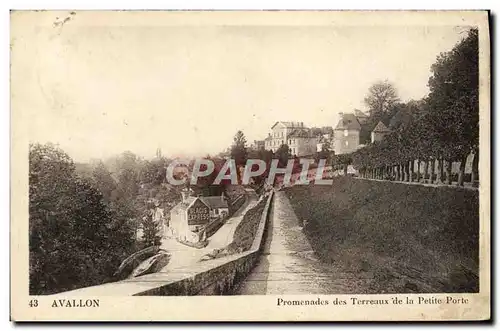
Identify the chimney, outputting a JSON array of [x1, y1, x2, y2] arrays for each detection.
[[181, 188, 189, 203]]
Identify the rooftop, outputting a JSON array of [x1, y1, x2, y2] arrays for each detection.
[[200, 196, 229, 209], [372, 121, 391, 133], [271, 121, 306, 129], [354, 109, 368, 118], [334, 113, 361, 131], [288, 128, 312, 138]]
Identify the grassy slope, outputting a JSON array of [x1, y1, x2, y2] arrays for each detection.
[[285, 177, 479, 293], [230, 198, 267, 252]]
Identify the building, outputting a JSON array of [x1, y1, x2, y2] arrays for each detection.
[[371, 121, 391, 143], [333, 112, 362, 155], [264, 121, 304, 152], [287, 128, 318, 157], [168, 188, 229, 244], [264, 121, 317, 156], [250, 140, 266, 150], [200, 195, 229, 218]]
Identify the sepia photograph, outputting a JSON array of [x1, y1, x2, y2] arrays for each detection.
[[10, 10, 490, 321]]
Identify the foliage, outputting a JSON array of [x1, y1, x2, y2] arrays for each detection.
[[141, 205, 163, 247], [364, 80, 400, 118], [315, 139, 333, 164], [274, 144, 291, 167], [29, 143, 135, 294], [351, 29, 479, 185], [230, 130, 248, 167]]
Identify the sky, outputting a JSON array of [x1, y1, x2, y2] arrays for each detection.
[[13, 13, 467, 162]]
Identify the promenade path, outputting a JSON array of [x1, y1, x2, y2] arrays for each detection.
[[233, 190, 363, 295]]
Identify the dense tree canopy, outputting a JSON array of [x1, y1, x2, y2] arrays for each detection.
[[351, 29, 479, 186], [29, 143, 135, 294]]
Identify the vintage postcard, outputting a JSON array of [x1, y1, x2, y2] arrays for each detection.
[[10, 10, 490, 321]]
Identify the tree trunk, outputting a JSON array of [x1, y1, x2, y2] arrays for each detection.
[[407, 161, 411, 182], [429, 159, 435, 184], [409, 160, 414, 182], [416, 160, 421, 182], [445, 160, 452, 185], [471, 150, 479, 187], [423, 160, 429, 183], [343, 164, 348, 176], [440, 159, 445, 183], [457, 155, 467, 187], [436, 158, 443, 184]]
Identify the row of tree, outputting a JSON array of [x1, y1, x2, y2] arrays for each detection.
[[349, 28, 479, 187]]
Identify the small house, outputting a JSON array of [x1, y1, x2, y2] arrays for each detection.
[[371, 121, 391, 143], [199, 195, 229, 219], [168, 189, 229, 244]]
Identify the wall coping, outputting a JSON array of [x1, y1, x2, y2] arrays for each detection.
[[54, 190, 274, 296]]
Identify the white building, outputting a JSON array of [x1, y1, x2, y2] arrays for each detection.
[[264, 121, 317, 157]]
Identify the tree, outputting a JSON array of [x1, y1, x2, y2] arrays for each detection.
[[315, 139, 332, 164], [141, 202, 163, 247], [364, 80, 400, 118], [140, 158, 167, 186], [230, 131, 248, 168], [334, 154, 352, 176], [427, 28, 479, 186], [91, 161, 117, 203], [29, 143, 134, 294], [275, 144, 290, 167]]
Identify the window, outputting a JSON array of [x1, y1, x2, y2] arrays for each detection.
[[344, 129, 348, 137], [345, 141, 349, 146]]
